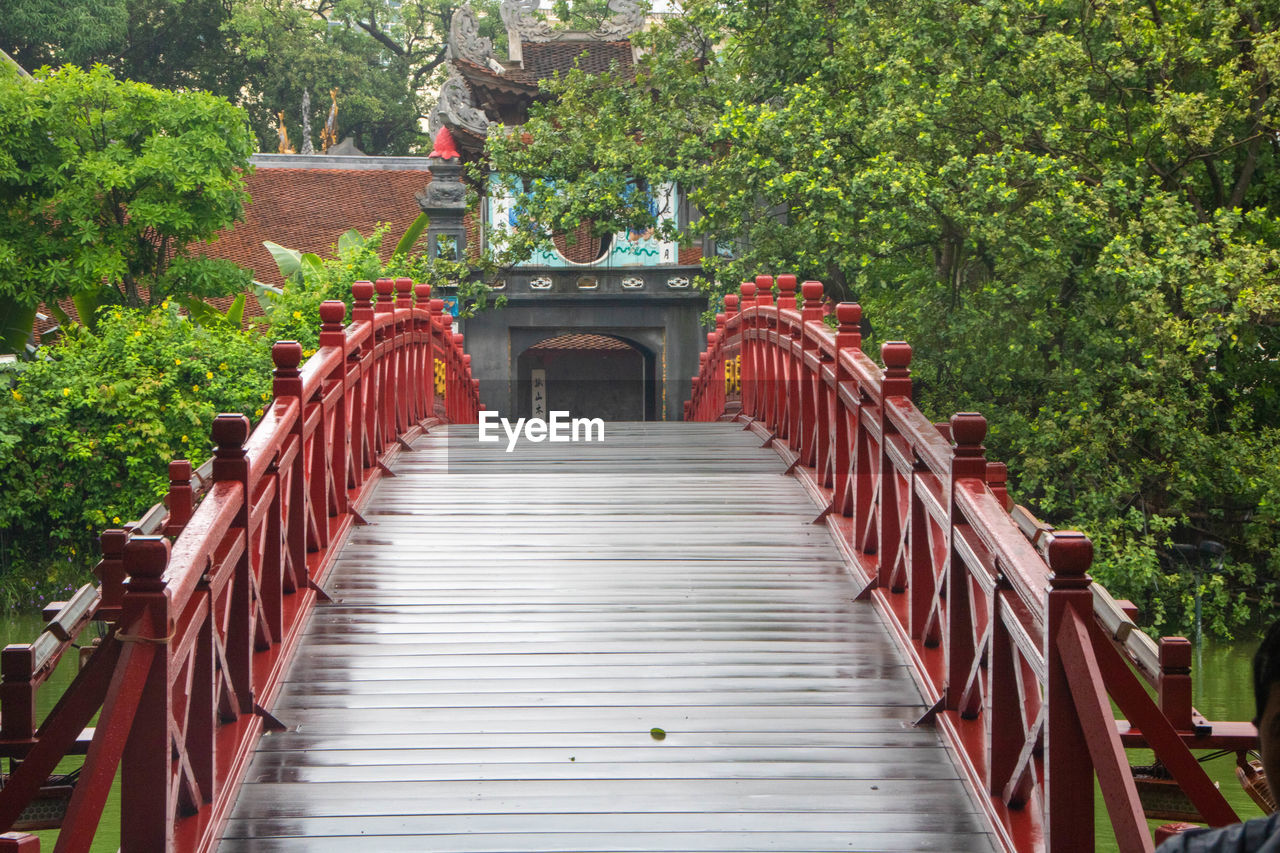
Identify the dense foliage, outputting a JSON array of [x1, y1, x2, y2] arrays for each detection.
[[0, 0, 506, 155], [255, 224, 506, 351], [225, 0, 507, 155], [487, 0, 1280, 635], [0, 64, 255, 349], [0, 220, 500, 606], [0, 307, 272, 606]]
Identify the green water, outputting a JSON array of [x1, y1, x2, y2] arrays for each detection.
[[0, 612, 120, 853], [1095, 632, 1264, 852]]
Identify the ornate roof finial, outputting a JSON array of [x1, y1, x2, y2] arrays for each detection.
[[322, 89, 339, 153], [429, 126, 461, 160]]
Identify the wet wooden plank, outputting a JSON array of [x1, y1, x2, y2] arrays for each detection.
[[218, 423, 995, 853]]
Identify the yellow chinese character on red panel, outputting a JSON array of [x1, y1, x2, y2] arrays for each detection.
[[434, 359, 446, 396], [724, 355, 742, 395]]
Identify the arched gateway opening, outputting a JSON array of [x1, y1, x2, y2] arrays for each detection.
[[516, 333, 656, 421]]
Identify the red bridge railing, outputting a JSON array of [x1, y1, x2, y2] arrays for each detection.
[[688, 274, 1257, 853], [0, 278, 479, 852]]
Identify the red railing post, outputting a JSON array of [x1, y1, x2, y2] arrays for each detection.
[[777, 275, 797, 440], [829, 302, 860, 512], [986, 462, 1010, 511], [714, 313, 727, 416], [0, 833, 39, 851], [1159, 637, 1194, 732], [93, 528, 127, 623], [351, 282, 376, 468], [799, 281, 823, 466], [440, 310, 455, 422], [319, 303, 351, 510], [877, 342, 912, 590], [1045, 531, 1097, 852], [832, 303, 861, 517], [273, 339, 309, 595], [724, 294, 741, 414], [211, 414, 255, 715], [946, 413, 987, 710], [374, 279, 396, 448], [120, 535, 173, 853], [163, 461, 193, 537], [739, 283, 758, 419], [414, 284, 432, 421], [754, 276, 775, 428], [394, 277, 414, 434]]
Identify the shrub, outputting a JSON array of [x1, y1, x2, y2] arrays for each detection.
[[0, 306, 271, 600]]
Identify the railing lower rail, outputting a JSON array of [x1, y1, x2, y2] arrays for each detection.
[[688, 274, 1256, 853], [0, 278, 479, 852]]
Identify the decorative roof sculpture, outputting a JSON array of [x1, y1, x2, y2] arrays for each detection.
[[499, 0, 644, 42], [432, 2, 641, 156], [428, 69, 491, 139], [448, 5, 504, 72], [428, 126, 461, 160]]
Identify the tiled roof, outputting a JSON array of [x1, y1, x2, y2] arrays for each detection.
[[528, 333, 634, 351], [522, 41, 634, 79], [34, 165, 444, 339], [195, 167, 434, 289]]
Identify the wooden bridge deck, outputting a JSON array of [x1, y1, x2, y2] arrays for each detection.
[[215, 422, 997, 852]]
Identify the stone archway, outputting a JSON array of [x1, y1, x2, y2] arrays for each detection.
[[515, 333, 655, 421]]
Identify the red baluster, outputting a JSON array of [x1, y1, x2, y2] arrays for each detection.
[[946, 413, 987, 707], [163, 460, 192, 537], [273, 340, 311, 591], [1159, 637, 1194, 732], [120, 535, 173, 852], [740, 283, 758, 418], [95, 528, 128, 620], [212, 413, 258, 716], [776, 273, 797, 311], [876, 342, 912, 591], [832, 303, 862, 517], [1045, 531, 1096, 852]]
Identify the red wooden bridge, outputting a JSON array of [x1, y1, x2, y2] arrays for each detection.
[[0, 275, 1260, 852]]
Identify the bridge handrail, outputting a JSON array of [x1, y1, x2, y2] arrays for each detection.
[[0, 278, 480, 852], [688, 274, 1256, 853]]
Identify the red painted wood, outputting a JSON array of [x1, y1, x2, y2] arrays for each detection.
[[687, 277, 1257, 853], [1056, 607, 1151, 853], [0, 279, 479, 852]]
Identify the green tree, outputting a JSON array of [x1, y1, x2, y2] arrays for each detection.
[[0, 64, 255, 346], [0, 306, 272, 599], [227, 0, 504, 154], [486, 0, 1280, 635], [0, 0, 247, 101]]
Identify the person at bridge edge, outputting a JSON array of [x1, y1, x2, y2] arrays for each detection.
[[1157, 619, 1280, 852]]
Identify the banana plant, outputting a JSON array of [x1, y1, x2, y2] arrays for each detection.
[[175, 293, 247, 330]]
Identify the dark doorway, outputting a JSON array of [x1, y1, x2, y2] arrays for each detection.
[[516, 333, 655, 421]]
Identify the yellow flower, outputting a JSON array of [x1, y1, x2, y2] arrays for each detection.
[[261, 393, 268, 401], [292, 310, 303, 320], [181, 435, 189, 443], [255, 407, 264, 418], [62, 387, 70, 396], [191, 384, 199, 393], [10, 390, 21, 401], [112, 517, 120, 524], [161, 301, 170, 309], [134, 331, 142, 338], [174, 358, 182, 365], [219, 363, 228, 371], [303, 348, 316, 357], [206, 371, 213, 379]]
